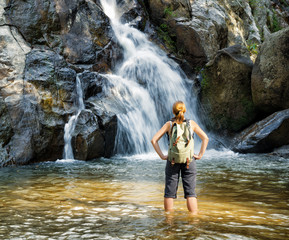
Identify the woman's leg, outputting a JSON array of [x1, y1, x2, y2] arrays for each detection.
[[164, 161, 180, 212], [186, 197, 198, 214], [164, 197, 174, 212], [181, 161, 198, 213]]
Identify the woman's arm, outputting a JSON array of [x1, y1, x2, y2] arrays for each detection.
[[151, 122, 171, 160], [191, 121, 209, 160]]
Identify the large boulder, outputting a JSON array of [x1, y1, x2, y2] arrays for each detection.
[[24, 49, 77, 109], [146, 0, 191, 25], [251, 27, 289, 114], [233, 108, 289, 153], [146, 0, 262, 66], [2, 49, 77, 164], [72, 110, 105, 160], [0, 0, 121, 166], [4, 0, 112, 64], [72, 109, 117, 159], [0, 97, 13, 146], [145, 0, 289, 69], [200, 45, 256, 133]]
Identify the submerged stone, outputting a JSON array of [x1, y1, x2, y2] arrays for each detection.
[[233, 109, 289, 153]]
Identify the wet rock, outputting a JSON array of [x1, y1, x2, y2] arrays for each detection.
[[4, 0, 111, 64], [78, 71, 104, 100], [0, 0, 118, 165], [200, 45, 256, 133], [24, 49, 77, 108], [271, 145, 289, 158], [33, 123, 65, 162], [172, 20, 208, 66], [93, 40, 123, 73], [119, 0, 148, 30], [0, 97, 13, 146], [146, 0, 191, 25], [145, 0, 289, 67], [146, 0, 261, 64], [68, 105, 117, 160], [24, 49, 67, 87], [4, 93, 41, 165], [72, 110, 104, 160], [91, 103, 118, 158], [103, 114, 117, 157], [4, 0, 61, 45], [233, 109, 289, 153], [0, 25, 30, 86], [59, 0, 111, 64], [251, 27, 289, 114]]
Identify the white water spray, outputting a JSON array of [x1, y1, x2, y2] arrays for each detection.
[[63, 75, 85, 159], [99, 0, 199, 154]]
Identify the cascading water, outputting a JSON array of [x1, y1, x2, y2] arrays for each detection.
[[63, 75, 85, 160], [100, 0, 200, 155]]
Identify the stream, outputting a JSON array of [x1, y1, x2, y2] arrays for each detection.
[[0, 150, 288, 239]]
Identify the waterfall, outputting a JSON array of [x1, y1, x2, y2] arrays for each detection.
[[99, 0, 199, 155], [63, 75, 85, 160]]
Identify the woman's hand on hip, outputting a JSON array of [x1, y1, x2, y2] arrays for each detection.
[[193, 154, 202, 160], [161, 155, 168, 160]]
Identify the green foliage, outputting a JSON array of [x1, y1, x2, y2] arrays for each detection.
[[200, 69, 210, 91], [160, 23, 168, 32], [164, 6, 176, 18], [248, 0, 258, 9], [271, 11, 283, 32], [247, 41, 259, 55], [157, 23, 176, 52], [266, 9, 283, 33]]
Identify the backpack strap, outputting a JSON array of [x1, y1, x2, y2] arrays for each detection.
[[186, 119, 194, 139], [166, 121, 173, 143]]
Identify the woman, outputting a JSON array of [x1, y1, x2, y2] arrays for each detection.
[[151, 101, 209, 214]]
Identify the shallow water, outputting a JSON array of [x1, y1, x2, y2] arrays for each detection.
[[0, 150, 288, 239]]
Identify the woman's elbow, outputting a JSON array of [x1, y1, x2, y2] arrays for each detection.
[[204, 136, 209, 142], [151, 138, 156, 145]]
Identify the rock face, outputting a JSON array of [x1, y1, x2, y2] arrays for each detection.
[[233, 109, 289, 153], [251, 27, 289, 114], [146, 0, 289, 67], [0, 0, 123, 166], [0, 0, 289, 166], [146, 0, 259, 66], [200, 45, 255, 133], [72, 109, 117, 159], [4, 0, 111, 64]]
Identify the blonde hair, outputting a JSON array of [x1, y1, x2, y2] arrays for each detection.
[[172, 101, 186, 124]]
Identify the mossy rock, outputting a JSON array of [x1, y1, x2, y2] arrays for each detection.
[[200, 45, 256, 133]]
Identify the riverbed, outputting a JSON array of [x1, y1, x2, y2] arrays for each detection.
[[0, 150, 288, 239]]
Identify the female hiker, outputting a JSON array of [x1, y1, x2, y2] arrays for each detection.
[[151, 101, 209, 214]]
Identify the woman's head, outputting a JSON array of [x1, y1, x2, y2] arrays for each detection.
[[172, 101, 186, 123]]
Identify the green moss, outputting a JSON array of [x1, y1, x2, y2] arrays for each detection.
[[267, 10, 283, 33], [241, 97, 255, 115], [228, 97, 255, 131], [272, 12, 283, 32], [249, 0, 258, 9], [164, 6, 176, 18], [157, 23, 176, 52], [228, 116, 249, 132], [200, 69, 210, 91]]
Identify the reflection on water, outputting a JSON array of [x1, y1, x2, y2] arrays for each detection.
[[0, 150, 288, 239]]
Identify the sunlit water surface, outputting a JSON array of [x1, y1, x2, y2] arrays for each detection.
[[0, 150, 288, 239]]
